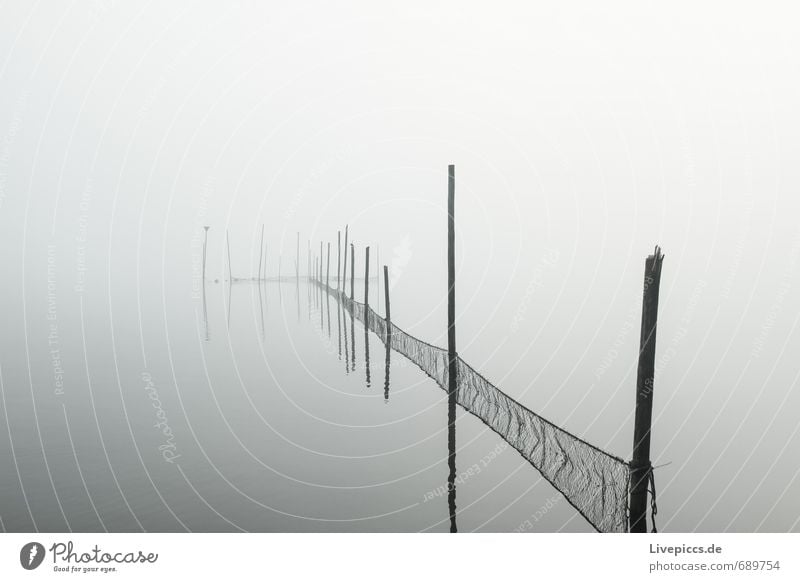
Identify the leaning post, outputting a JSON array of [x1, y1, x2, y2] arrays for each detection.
[[630, 246, 664, 533]]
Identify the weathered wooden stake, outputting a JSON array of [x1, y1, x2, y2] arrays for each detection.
[[326, 242, 331, 289], [364, 246, 370, 309], [447, 163, 457, 534], [202, 226, 210, 281], [350, 243, 355, 302], [343, 225, 349, 296], [337, 230, 341, 291], [258, 225, 265, 281], [226, 230, 233, 282], [630, 246, 664, 533], [383, 265, 391, 323]]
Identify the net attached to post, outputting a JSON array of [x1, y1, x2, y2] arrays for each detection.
[[333, 285, 630, 533]]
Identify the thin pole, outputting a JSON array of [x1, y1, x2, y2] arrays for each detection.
[[342, 226, 349, 296], [447, 163, 457, 534], [337, 230, 341, 291], [263, 240, 268, 280], [326, 242, 331, 290], [202, 226, 209, 281], [320, 241, 323, 284], [630, 246, 664, 533], [364, 246, 370, 308], [383, 265, 391, 323], [258, 225, 265, 281], [296, 232, 300, 281], [350, 243, 355, 302], [226, 230, 233, 282]]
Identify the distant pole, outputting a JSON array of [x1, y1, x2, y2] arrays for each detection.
[[350, 243, 355, 302], [263, 240, 268, 280], [364, 247, 370, 309], [630, 246, 664, 533], [202, 226, 210, 281], [342, 226, 349, 296], [446, 163, 457, 534], [337, 230, 341, 291], [226, 230, 233, 282], [319, 241, 323, 284], [258, 225, 265, 281], [447, 164, 457, 385], [383, 265, 391, 323], [326, 242, 331, 290], [296, 232, 300, 281], [307, 240, 311, 279]]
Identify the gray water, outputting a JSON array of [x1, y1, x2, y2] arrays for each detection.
[[0, 271, 590, 532]]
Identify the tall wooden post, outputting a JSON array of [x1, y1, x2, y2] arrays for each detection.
[[350, 243, 355, 302], [337, 230, 341, 291], [447, 164, 458, 533], [343, 226, 349, 296], [202, 226, 210, 281], [320, 241, 323, 284], [364, 247, 370, 309], [630, 246, 664, 533], [258, 225, 265, 281], [326, 242, 331, 290], [383, 265, 391, 323], [226, 230, 233, 282]]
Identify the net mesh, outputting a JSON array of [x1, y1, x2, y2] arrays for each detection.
[[328, 284, 630, 533]]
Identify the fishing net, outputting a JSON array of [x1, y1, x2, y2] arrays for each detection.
[[328, 285, 630, 532]]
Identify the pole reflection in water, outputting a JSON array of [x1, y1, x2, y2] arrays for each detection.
[[342, 296, 350, 373], [383, 334, 390, 402], [448, 375, 457, 532], [363, 311, 371, 388], [350, 301, 356, 371], [336, 292, 342, 360], [326, 292, 331, 338], [202, 278, 210, 342]]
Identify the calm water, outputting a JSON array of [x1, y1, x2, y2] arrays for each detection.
[[0, 275, 591, 532]]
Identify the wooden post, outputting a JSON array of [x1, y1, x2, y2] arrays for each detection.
[[383, 265, 390, 323], [630, 246, 664, 533], [202, 226, 209, 281], [343, 226, 349, 296], [446, 164, 458, 533], [337, 230, 341, 291], [319, 241, 323, 284], [258, 225, 265, 281], [226, 230, 233, 282], [350, 243, 355, 302], [364, 246, 370, 309], [296, 232, 300, 281], [326, 242, 331, 290]]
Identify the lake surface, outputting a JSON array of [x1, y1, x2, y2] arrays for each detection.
[[0, 274, 595, 532]]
